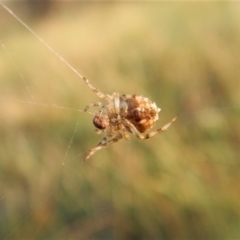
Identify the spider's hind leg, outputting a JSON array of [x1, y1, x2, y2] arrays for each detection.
[[122, 115, 178, 140], [144, 115, 178, 139]]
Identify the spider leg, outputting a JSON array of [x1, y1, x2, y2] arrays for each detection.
[[95, 128, 104, 134], [83, 77, 107, 99], [143, 115, 178, 140], [84, 101, 103, 112], [123, 115, 178, 140], [121, 127, 131, 141], [84, 133, 123, 161], [122, 119, 145, 140]]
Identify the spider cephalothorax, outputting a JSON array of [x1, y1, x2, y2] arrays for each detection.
[[83, 77, 178, 161]]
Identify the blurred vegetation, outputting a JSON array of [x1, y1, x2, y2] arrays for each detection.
[[1, 2, 240, 240]]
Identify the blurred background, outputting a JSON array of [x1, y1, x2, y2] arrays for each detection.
[[1, 1, 240, 239]]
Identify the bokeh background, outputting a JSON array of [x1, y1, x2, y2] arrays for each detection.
[[1, 1, 240, 239]]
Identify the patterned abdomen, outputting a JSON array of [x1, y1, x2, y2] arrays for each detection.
[[125, 95, 160, 133]]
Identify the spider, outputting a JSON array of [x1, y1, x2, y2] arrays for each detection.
[[83, 77, 178, 161]]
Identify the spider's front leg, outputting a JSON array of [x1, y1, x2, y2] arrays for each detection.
[[84, 133, 123, 161], [83, 77, 107, 99], [84, 101, 103, 112]]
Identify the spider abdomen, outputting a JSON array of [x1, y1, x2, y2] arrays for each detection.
[[125, 95, 160, 133]]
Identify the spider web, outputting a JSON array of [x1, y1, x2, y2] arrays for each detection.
[[1, 3, 114, 239], [0, 2, 96, 155], [0, 2, 239, 240]]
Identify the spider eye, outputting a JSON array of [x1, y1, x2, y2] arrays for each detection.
[[93, 115, 109, 130]]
